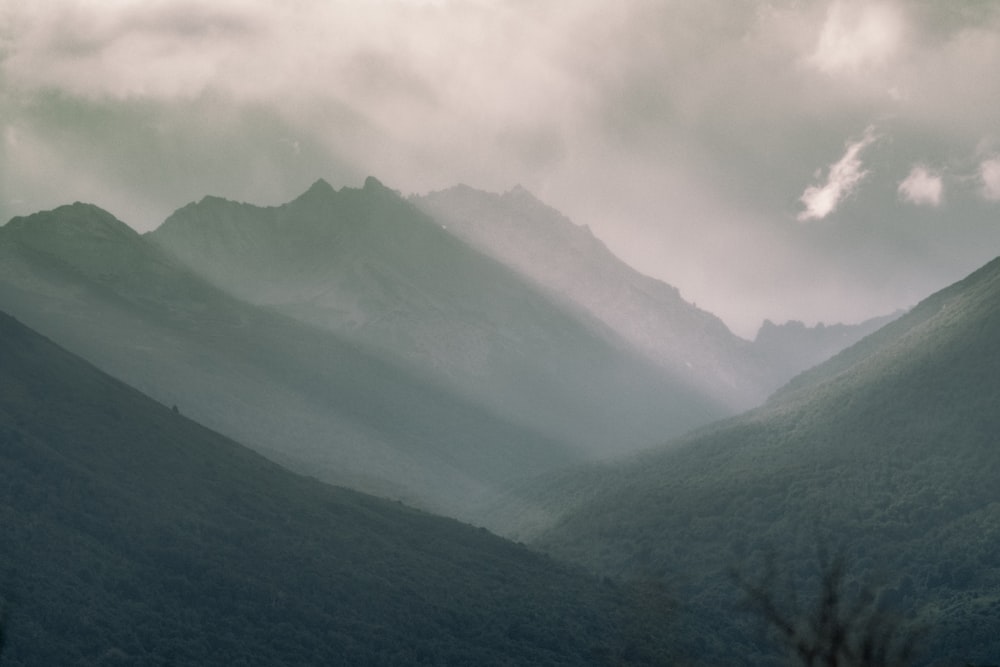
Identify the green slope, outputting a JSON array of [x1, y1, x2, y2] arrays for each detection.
[[530, 257, 1000, 665], [0, 203, 578, 520], [0, 309, 675, 666], [150, 177, 728, 454]]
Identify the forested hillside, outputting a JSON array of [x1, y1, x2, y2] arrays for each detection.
[[0, 309, 675, 666], [527, 256, 1000, 665]]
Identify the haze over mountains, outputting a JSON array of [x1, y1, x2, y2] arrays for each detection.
[[0, 178, 900, 526], [0, 200, 578, 518], [415, 183, 896, 410], [149, 176, 722, 456]]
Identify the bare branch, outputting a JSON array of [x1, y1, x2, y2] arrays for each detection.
[[735, 552, 923, 667]]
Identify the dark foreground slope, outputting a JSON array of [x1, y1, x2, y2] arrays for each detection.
[[0, 310, 675, 666], [0, 202, 577, 520], [531, 257, 1000, 665]]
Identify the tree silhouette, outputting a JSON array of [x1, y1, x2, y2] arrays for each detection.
[[735, 553, 922, 667]]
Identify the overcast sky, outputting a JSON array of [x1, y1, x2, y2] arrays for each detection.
[[2, 0, 1000, 336]]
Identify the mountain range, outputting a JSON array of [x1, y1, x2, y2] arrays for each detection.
[[1, 175, 997, 663], [0, 201, 577, 519], [148, 177, 729, 455], [0, 179, 898, 525]]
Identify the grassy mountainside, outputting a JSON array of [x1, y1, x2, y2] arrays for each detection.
[[529, 257, 1000, 665], [150, 178, 728, 454], [0, 203, 578, 520], [0, 309, 675, 666]]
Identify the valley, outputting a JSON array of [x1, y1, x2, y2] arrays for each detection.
[[5, 3, 1000, 664], [0, 180, 995, 665]]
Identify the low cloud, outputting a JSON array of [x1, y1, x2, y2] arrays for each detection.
[[797, 126, 879, 222], [898, 164, 943, 206], [4, 1, 1000, 335], [980, 158, 1000, 201]]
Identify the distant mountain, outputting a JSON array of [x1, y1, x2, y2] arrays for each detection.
[[0, 202, 579, 519], [0, 309, 673, 665], [520, 256, 1000, 664], [750, 312, 902, 391], [150, 177, 730, 454], [414, 184, 894, 410]]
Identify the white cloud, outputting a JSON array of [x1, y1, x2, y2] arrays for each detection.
[[797, 126, 878, 222], [898, 165, 943, 206], [809, 1, 905, 76], [980, 158, 1000, 201]]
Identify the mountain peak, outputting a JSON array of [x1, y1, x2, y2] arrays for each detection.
[[363, 175, 388, 192], [0, 202, 150, 284], [3, 202, 137, 242], [306, 178, 336, 195], [194, 194, 235, 208], [504, 183, 538, 203], [288, 179, 338, 207]]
